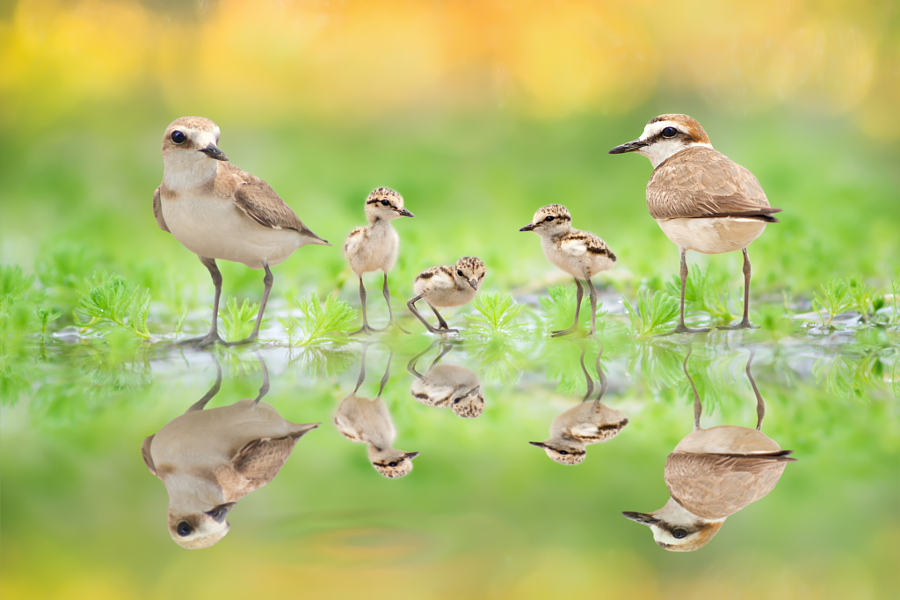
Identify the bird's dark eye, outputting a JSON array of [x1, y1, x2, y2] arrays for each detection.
[[544, 216, 555, 222], [389, 461, 398, 467], [380, 200, 390, 206], [662, 126, 678, 138], [453, 398, 460, 404], [559, 450, 568, 455], [457, 269, 464, 277], [176, 521, 192, 537], [171, 130, 186, 144], [673, 528, 688, 539]]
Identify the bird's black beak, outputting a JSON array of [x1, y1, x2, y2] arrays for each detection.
[[608, 140, 647, 155], [519, 223, 536, 232], [622, 511, 658, 525], [405, 452, 420, 459], [529, 441, 546, 449], [397, 208, 415, 217], [206, 502, 236, 523], [468, 279, 479, 290], [199, 142, 229, 161]]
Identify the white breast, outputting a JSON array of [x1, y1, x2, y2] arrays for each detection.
[[345, 223, 399, 275], [163, 194, 302, 269], [657, 217, 766, 254]]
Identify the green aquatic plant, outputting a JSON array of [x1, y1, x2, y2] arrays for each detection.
[[279, 292, 356, 347], [76, 274, 152, 339], [848, 278, 876, 325], [539, 284, 605, 336], [806, 278, 855, 329], [623, 288, 679, 337], [467, 335, 527, 384], [466, 292, 527, 336], [666, 266, 736, 326], [221, 297, 261, 341]]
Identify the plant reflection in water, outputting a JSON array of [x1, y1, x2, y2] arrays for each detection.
[[623, 347, 797, 551], [140, 353, 320, 549]]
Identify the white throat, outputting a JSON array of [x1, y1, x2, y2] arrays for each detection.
[[640, 140, 712, 169], [162, 152, 219, 190]]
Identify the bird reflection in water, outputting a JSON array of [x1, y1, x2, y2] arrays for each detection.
[[334, 344, 420, 478], [623, 348, 797, 551], [530, 345, 629, 464], [407, 341, 484, 418], [141, 354, 319, 549]]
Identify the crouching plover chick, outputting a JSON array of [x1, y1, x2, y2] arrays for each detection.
[[530, 347, 628, 464], [154, 116, 330, 347], [141, 354, 319, 549], [344, 187, 414, 334], [407, 341, 484, 418], [407, 257, 485, 335], [520, 205, 616, 337], [623, 349, 796, 551], [333, 346, 419, 478], [610, 114, 781, 333]]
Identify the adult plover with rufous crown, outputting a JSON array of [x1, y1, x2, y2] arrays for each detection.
[[610, 114, 780, 333]]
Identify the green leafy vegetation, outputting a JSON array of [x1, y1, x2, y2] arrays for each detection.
[[75, 274, 152, 339], [279, 292, 356, 347], [623, 288, 680, 337], [466, 292, 527, 336], [220, 297, 261, 341]]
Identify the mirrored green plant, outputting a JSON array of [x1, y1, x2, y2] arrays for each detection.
[[76, 274, 151, 339], [466, 335, 527, 384], [623, 288, 679, 337], [287, 345, 355, 377], [278, 292, 356, 347]]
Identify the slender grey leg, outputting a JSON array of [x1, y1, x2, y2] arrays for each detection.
[[668, 249, 710, 335], [250, 352, 270, 406], [186, 357, 223, 412], [682, 347, 703, 431], [377, 352, 392, 398], [407, 296, 458, 335], [719, 248, 757, 330], [579, 349, 594, 402], [354, 344, 368, 393], [432, 342, 453, 365], [552, 278, 583, 337], [230, 263, 273, 346], [745, 351, 765, 430], [586, 277, 599, 336], [351, 277, 377, 335], [427, 302, 454, 332], [179, 256, 226, 347], [594, 343, 608, 400], [407, 340, 439, 379], [382, 273, 410, 333]]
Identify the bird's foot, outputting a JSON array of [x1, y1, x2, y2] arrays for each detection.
[[349, 324, 379, 336], [431, 327, 459, 336], [663, 324, 711, 336], [226, 333, 260, 347], [551, 326, 578, 338], [717, 319, 758, 331], [178, 332, 226, 348]]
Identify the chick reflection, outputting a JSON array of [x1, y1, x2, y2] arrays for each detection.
[[407, 341, 484, 418], [624, 350, 796, 552], [141, 356, 319, 549], [530, 347, 628, 464], [334, 345, 419, 478]]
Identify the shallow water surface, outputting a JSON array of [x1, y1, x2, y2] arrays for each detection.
[[1, 325, 897, 599]]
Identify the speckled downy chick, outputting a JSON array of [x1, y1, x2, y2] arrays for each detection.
[[344, 187, 414, 334], [623, 350, 796, 552], [141, 356, 319, 549], [333, 347, 419, 478], [407, 256, 486, 334], [530, 347, 628, 464], [408, 341, 484, 418], [520, 204, 616, 337]]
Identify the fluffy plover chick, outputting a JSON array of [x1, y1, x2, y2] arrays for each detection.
[[407, 341, 484, 418], [154, 116, 330, 347], [141, 355, 319, 549], [344, 187, 414, 334], [520, 204, 616, 337], [623, 350, 796, 551], [333, 346, 419, 478], [610, 114, 781, 333], [407, 257, 486, 335], [530, 348, 627, 464]]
